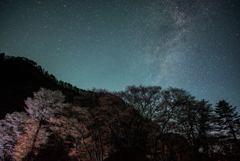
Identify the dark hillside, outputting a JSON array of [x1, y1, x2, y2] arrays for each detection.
[[0, 54, 84, 119], [0, 54, 239, 161]]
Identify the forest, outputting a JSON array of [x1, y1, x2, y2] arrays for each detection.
[[0, 54, 240, 161]]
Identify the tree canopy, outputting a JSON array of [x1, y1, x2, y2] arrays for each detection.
[[0, 86, 239, 161]]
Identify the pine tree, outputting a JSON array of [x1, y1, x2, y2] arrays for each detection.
[[215, 100, 240, 150]]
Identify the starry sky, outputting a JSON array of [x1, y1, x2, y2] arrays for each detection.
[[1, 0, 240, 111]]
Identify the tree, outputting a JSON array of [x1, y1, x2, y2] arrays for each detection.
[[148, 87, 183, 161], [117, 85, 164, 148], [0, 112, 29, 161], [72, 90, 132, 161], [0, 91, 65, 161], [153, 87, 196, 160], [117, 85, 163, 120], [162, 87, 215, 161], [215, 100, 240, 153], [13, 117, 50, 161], [23, 88, 69, 158]]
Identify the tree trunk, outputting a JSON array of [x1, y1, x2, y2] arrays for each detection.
[[30, 116, 43, 152], [80, 130, 92, 161]]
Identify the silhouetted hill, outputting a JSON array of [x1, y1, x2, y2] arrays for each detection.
[[1, 54, 240, 161], [0, 54, 85, 119]]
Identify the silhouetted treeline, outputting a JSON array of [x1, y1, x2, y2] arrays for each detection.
[[0, 54, 85, 119], [1, 87, 239, 161], [0, 55, 239, 161]]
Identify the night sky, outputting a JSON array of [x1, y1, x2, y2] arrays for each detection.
[[1, 0, 240, 112]]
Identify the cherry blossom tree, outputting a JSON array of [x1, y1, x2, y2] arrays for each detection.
[[0, 88, 70, 161], [0, 112, 28, 160], [23, 88, 69, 158]]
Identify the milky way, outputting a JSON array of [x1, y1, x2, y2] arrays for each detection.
[[0, 0, 240, 112]]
